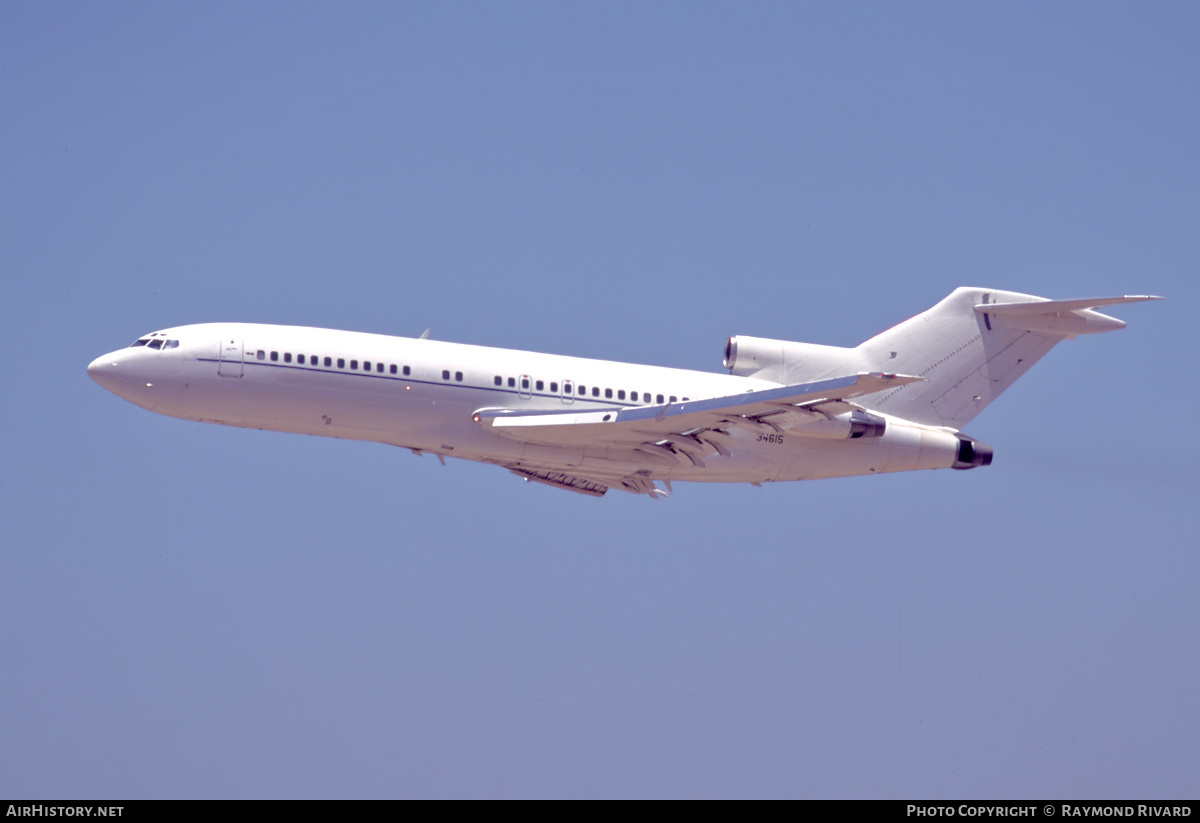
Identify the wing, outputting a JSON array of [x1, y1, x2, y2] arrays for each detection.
[[475, 373, 922, 486]]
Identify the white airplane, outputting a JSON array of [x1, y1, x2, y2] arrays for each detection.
[[88, 287, 1157, 498]]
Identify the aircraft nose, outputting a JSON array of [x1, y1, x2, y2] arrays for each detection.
[[88, 351, 127, 394]]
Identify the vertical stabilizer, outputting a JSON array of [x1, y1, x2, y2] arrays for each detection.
[[856, 288, 1158, 429]]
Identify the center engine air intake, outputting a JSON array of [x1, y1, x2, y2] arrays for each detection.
[[723, 335, 859, 382]]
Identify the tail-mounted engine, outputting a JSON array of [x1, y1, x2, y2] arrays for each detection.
[[952, 436, 993, 470], [787, 409, 887, 440], [723, 335, 860, 382]]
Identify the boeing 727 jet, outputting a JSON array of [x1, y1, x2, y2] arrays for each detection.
[[87, 287, 1157, 498]]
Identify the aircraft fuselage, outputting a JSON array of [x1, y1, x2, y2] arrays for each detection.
[[87, 322, 968, 492]]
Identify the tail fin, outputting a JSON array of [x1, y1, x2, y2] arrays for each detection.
[[858, 288, 1158, 427], [725, 288, 1159, 430]]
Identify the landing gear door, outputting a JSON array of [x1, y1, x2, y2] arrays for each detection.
[[218, 330, 243, 378]]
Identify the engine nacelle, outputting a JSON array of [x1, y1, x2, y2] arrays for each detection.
[[789, 409, 886, 440], [952, 436, 994, 470], [724, 335, 860, 382]]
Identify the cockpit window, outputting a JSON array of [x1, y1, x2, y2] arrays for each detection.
[[130, 336, 179, 350]]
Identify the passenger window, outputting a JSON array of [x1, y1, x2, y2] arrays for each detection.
[[593, 387, 600, 397], [535, 380, 544, 391], [618, 390, 625, 400], [643, 393, 651, 403], [363, 361, 371, 371], [351, 360, 358, 370], [605, 388, 613, 399], [283, 353, 291, 363], [403, 365, 411, 376], [257, 350, 265, 360], [390, 364, 397, 374], [656, 394, 664, 404], [494, 376, 502, 386], [550, 382, 558, 393], [442, 370, 450, 380], [325, 357, 332, 367], [270, 351, 279, 362], [508, 377, 515, 388], [522, 378, 530, 390], [578, 385, 586, 395], [455, 371, 463, 382], [669, 396, 677, 403], [337, 358, 345, 368]]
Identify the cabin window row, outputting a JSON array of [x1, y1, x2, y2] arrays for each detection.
[[490, 374, 684, 404], [251, 348, 689, 404], [256, 349, 411, 376]]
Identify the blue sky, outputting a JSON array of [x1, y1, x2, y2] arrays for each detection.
[[2, 2, 1197, 798]]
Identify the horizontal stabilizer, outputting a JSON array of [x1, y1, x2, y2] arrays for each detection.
[[978, 295, 1161, 315], [975, 295, 1162, 336]]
